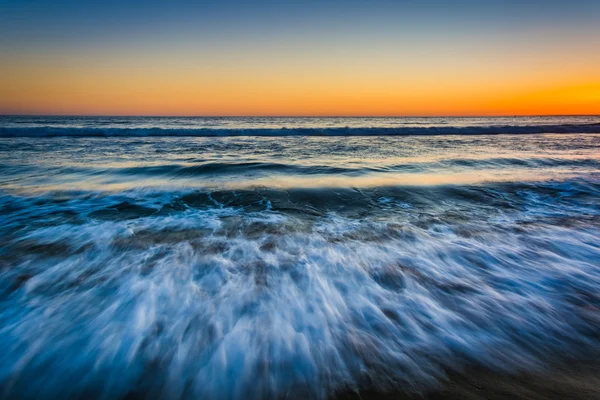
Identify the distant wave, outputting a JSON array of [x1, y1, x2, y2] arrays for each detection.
[[3, 158, 597, 182], [79, 158, 600, 176], [1, 123, 600, 137]]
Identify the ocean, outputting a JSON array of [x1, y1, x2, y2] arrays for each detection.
[[1, 116, 600, 399]]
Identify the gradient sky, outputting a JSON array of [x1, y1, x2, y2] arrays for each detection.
[[1, 0, 599, 116]]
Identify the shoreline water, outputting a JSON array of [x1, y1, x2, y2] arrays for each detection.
[[0, 120, 599, 399], [334, 362, 600, 400]]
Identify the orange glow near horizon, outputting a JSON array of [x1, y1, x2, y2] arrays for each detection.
[[3, 1, 600, 117], [2, 40, 600, 117]]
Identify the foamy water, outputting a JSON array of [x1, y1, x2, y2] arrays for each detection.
[[1, 117, 600, 399]]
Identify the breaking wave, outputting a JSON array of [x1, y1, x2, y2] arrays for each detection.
[[1, 179, 600, 399]]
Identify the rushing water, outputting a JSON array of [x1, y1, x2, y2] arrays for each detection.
[[1, 116, 600, 399]]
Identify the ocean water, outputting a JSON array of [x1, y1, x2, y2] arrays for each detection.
[[1, 116, 600, 399]]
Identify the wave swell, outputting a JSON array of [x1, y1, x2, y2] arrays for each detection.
[[2, 123, 600, 137]]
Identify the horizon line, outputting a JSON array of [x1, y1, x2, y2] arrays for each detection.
[[1, 113, 599, 119]]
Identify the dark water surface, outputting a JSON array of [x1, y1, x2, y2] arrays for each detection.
[[1, 117, 600, 399]]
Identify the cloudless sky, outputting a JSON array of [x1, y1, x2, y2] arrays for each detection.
[[1, 0, 599, 116]]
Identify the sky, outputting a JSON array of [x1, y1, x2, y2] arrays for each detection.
[[1, 0, 599, 116]]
